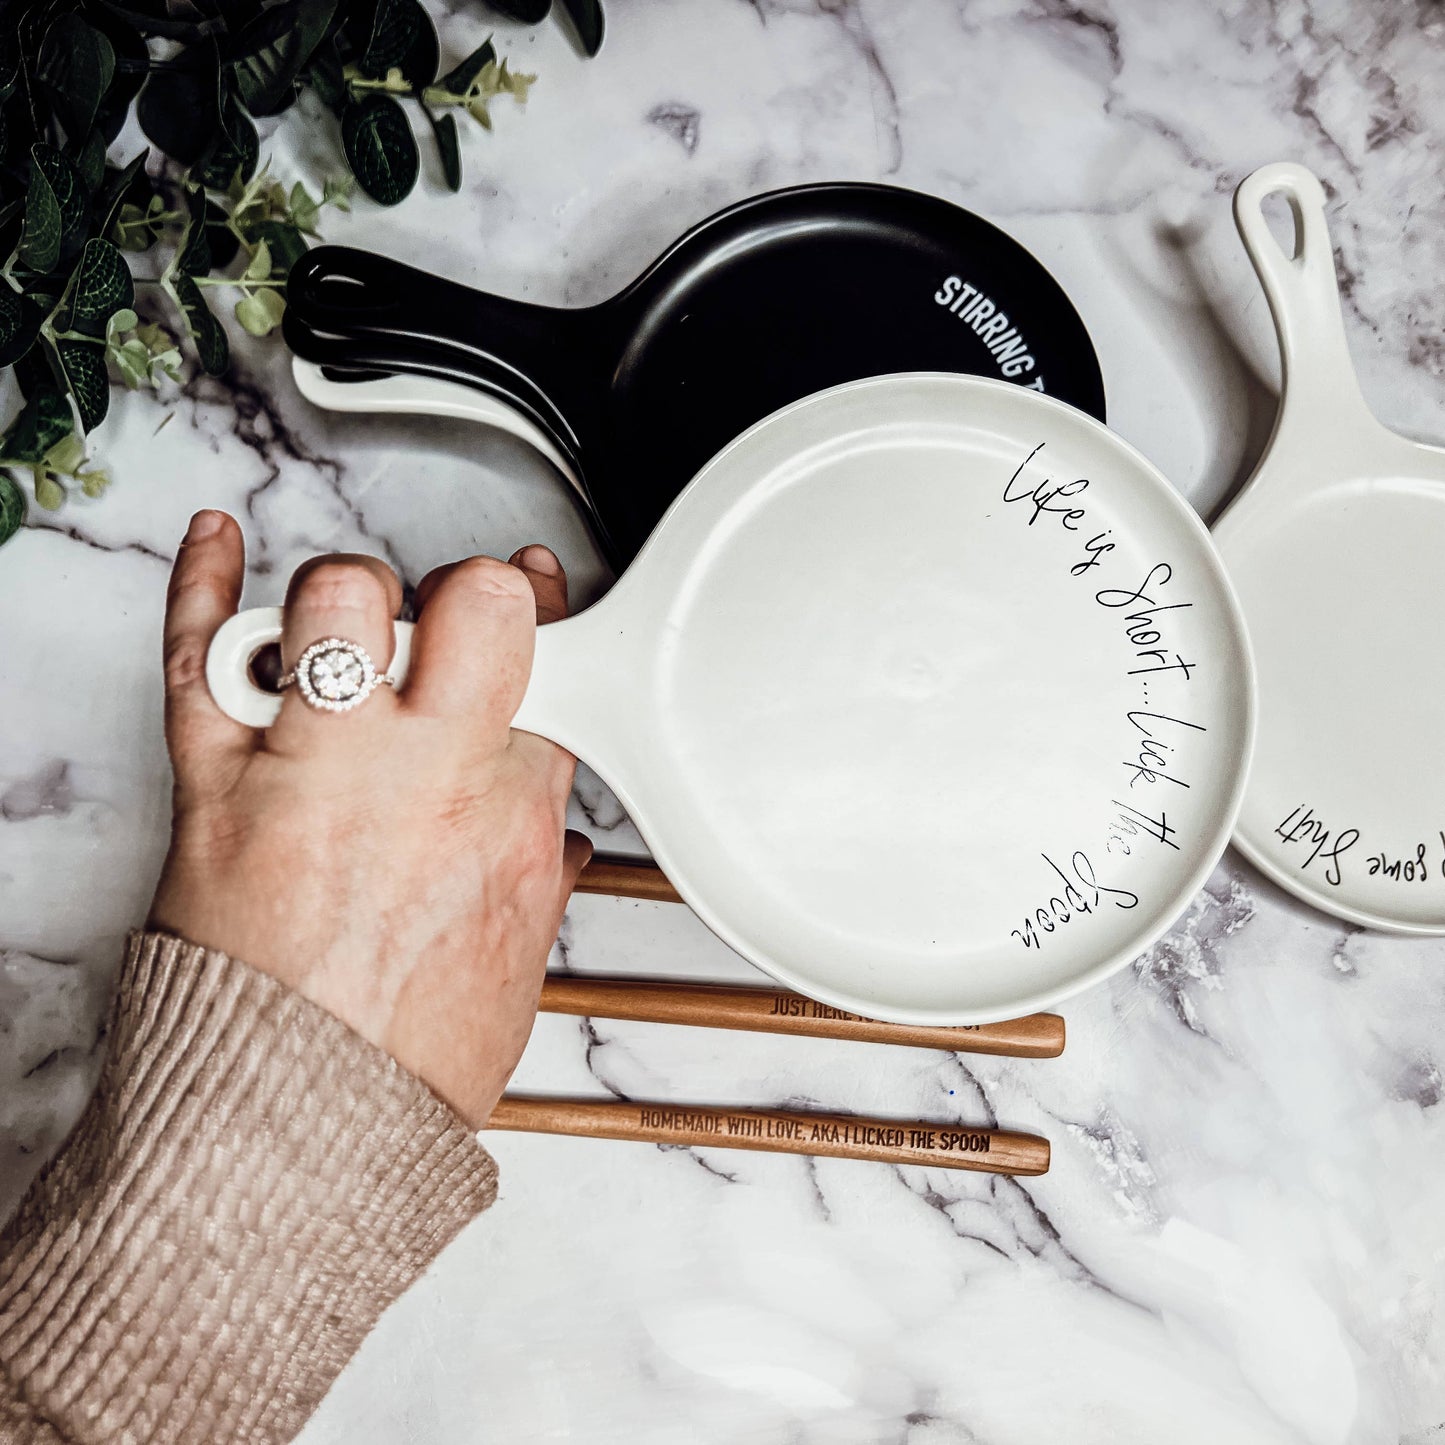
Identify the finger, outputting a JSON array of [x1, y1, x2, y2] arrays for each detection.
[[164, 510, 255, 790], [402, 556, 537, 733], [270, 554, 403, 744], [412, 561, 458, 617], [558, 828, 594, 910], [509, 545, 569, 625]]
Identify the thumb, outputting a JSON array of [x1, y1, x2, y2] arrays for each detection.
[[558, 829, 594, 910]]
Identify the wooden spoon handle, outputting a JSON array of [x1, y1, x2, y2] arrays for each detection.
[[539, 975, 1064, 1057], [488, 1096, 1049, 1176], [575, 855, 683, 902]]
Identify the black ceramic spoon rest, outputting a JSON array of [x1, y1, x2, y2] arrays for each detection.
[[285, 182, 1106, 566]]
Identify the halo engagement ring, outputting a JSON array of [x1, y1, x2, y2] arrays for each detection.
[[278, 638, 400, 713]]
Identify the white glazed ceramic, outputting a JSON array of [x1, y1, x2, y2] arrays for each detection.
[[1215, 163, 1445, 934], [209, 373, 1254, 1023], [290, 357, 588, 502]]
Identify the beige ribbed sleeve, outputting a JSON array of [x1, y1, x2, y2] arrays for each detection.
[[0, 932, 499, 1445]]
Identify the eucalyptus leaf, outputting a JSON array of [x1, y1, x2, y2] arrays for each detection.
[[0, 288, 44, 368], [0, 387, 74, 465], [557, 0, 604, 56], [341, 93, 418, 205], [0, 470, 25, 547], [426, 108, 461, 191], [56, 340, 110, 430], [247, 219, 308, 276], [165, 272, 229, 374], [235, 286, 286, 336], [38, 15, 116, 144], [233, 0, 339, 116]]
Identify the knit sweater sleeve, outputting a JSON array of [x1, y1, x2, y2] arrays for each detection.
[[0, 931, 499, 1445]]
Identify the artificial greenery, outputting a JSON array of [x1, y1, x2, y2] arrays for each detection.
[[0, 0, 603, 546]]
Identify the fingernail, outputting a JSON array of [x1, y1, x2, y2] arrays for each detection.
[[518, 545, 560, 576], [186, 509, 224, 541]]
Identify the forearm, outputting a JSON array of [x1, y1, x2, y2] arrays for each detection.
[[0, 933, 498, 1445]]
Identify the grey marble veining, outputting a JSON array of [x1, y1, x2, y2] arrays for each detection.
[[2, 2, 1443, 1441]]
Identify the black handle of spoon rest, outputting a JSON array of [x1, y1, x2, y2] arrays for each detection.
[[286, 246, 605, 436], [285, 320, 588, 469]]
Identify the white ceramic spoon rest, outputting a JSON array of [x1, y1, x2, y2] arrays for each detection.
[[210, 373, 1254, 1023], [1214, 162, 1445, 933]]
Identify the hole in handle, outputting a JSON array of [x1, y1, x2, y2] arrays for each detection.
[[1259, 189, 1303, 263], [249, 642, 284, 693]]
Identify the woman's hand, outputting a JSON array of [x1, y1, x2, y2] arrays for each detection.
[[148, 510, 591, 1124]]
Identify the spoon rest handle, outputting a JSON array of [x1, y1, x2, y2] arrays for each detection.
[[1233, 162, 1376, 440], [205, 603, 599, 754]]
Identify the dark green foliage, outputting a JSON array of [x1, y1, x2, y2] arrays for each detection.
[[0, 0, 603, 541], [0, 472, 25, 546], [558, 0, 604, 56], [342, 93, 419, 204]]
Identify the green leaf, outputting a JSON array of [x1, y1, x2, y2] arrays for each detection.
[[89, 13, 149, 144], [38, 15, 117, 144], [288, 180, 319, 231], [234, 286, 286, 336], [18, 170, 61, 275], [247, 219, 308, 276], [426, 108, 461, 191], [0, 388, 74, 465], [66, 238, 136, 331], [0, 471, 25, 547], [197, 90, 260, 189], [0, 288, 44, 367], [97, 150, 151, 237], [12, 344, 55, 400], [138, 57, 219, 165], [56, 340, 110, 430], [233, 0, 339, 116], [174, 186, 212, 275], [166, 272, 229, 374], [205, 199, 242, 268], [360, 0, 421, 74], [341, 94, 419, 206], [435, 38, 494, 97], [243, 237, 273, 282], [22, 144, 89, 272], [0, 39, 19, 103], [74, 130, 109, 193], [486, 0, 552, 21], [111, 337, 150, 388], [557, 0, 604, 56], [305, 42, 348, 112]]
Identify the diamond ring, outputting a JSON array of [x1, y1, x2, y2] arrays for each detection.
[[277, 637, 399, 713]]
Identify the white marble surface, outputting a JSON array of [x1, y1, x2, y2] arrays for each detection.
[[3, 1, 1444, 1441]]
